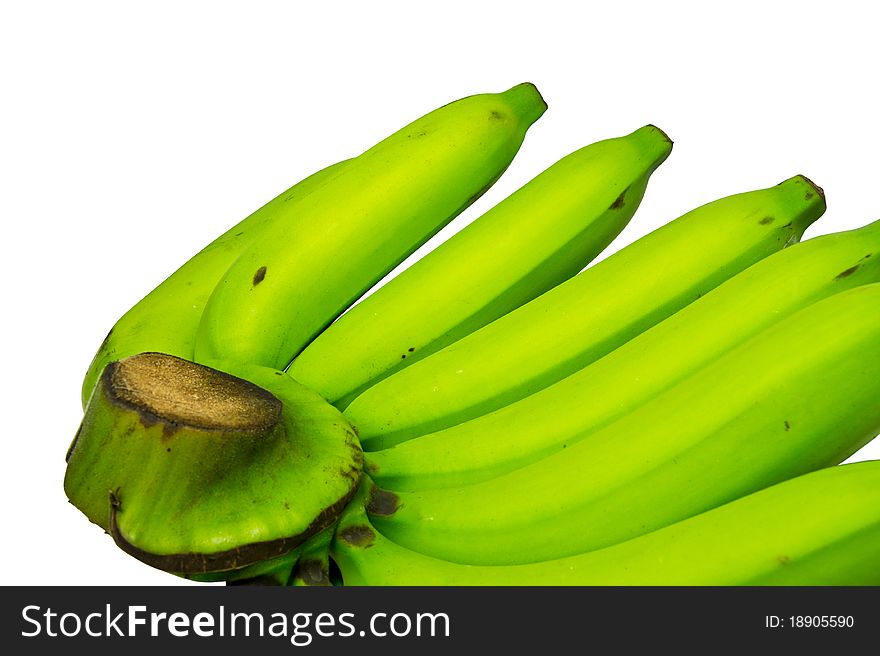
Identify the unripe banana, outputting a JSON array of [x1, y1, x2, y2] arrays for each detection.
[[332, 462, 880, 585], [80, 160, 349, 407], [289, 125, 672, 405], [367, 219, 880, 491], [193, 84, 547, 371], [369, 284, 880, 565], [348, 176, 826, 449]]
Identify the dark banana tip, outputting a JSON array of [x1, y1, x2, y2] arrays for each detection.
[[796, 174, 826, 202], [644, 124, 674, 147]]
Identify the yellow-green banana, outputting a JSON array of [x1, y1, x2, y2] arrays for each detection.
[[368, 284, 880, 565], [332, 462, 880, 585], [80, 160, 349, 407], [348, 176, 826, 450], [193, 83, 547, 371], [289, 125, 672, 405], [366, 219, 880, 491]]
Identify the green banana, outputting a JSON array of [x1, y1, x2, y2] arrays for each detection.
[[64, 353, 363, 580], [290, 125, 673, 405], [332, 462, 880, 585], [193, 83, 547, 371], [368, 284, 880, 565], [80, 159, 349, 408], [366, 219, 880, 491], [347, 176, 826, 450]]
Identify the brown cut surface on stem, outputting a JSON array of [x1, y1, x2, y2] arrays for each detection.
[[106, 352, 281, 433]]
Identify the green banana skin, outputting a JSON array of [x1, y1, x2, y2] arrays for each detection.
[[80, 159, 349, 408], [347, 176, 826, 450], [369, 284, 880, 565], [290, 125, 673, 406], [65, 353, 363, 579], [366, 219, 880, 491], [193, 84, 547, 371], [333, 462, 880, 585]]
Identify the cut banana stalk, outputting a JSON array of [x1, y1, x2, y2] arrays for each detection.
[[65, 353, 363, 580]]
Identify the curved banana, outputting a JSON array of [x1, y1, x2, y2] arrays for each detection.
[[65, 353, 363, 580], [368, 284, 880, 565], [347, 176, 826, 449], [193, 83, 547, 371], [80, 160, 349, 407], [290, 125, 673, 405], [366, 219, 880, 491], [332, 462, 880, 585]]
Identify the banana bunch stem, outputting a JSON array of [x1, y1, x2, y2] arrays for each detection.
[[65, 353, 362, 579]]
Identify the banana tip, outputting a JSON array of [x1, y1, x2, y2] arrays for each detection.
[[645, 124, 674, 147], [504, 82, 548, 121], [797, 174, 825, 202]]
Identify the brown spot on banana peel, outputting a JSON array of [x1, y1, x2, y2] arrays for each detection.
[[107, 480, 361, 575], [759, 216, 775, 225], [610, 187, 629, 210], [337, 525, 375, 548], [295, 559, 332, 586], [836, 265, 860, 280], [784, 420, 791, 432], [366, 486, 400, 517], [252, 266, 267, 286]]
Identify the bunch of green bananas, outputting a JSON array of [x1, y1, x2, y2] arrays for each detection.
[[65, 83, 880, 586]]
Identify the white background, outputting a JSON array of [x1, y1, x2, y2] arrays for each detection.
[[2, 1, 878, 585]]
